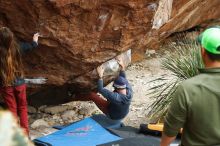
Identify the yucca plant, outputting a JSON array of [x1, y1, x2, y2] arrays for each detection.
[[147, 33, 204, 121]]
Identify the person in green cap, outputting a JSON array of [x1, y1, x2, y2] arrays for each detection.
[[160, 27, 220, 146]]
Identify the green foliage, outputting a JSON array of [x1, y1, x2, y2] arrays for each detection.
[[148, 35, 204, 121]]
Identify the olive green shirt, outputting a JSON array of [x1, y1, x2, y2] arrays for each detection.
[[164, 68, 220, 146]]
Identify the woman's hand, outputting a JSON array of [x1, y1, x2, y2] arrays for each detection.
[[33, 33, 40, 44], [97, 65, 104, 79], [116, 55, 125, 71]]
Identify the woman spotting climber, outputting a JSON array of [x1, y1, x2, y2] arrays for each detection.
[[77, 56, 133, 121], [0, 27, 40, 135]]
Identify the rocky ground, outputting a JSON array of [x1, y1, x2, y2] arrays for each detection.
[[29, 51, 173, 140]]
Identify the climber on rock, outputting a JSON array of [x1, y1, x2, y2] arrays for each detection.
[[77, 55, 133, 122], [0, 27, 40, 135]]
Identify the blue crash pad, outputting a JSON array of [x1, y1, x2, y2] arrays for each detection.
[[53, 114, 123, 130], [34, 118, 121, 146]]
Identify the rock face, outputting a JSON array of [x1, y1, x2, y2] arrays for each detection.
[[0, 0, 220, 106]]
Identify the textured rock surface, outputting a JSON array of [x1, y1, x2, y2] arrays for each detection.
[[31, 119, 49, 129], [43, 105, 69, 114], [0, 0, 220, 106]]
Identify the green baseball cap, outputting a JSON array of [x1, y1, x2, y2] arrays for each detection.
[[198, 27, 220, 54]]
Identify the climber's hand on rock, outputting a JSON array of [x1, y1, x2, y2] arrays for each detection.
[[116, 55, 125, 71], [33, 33, 40, 44], [97, 65, 104, 79]]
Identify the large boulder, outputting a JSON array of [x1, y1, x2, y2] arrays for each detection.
[[0, 0, 219, 106]]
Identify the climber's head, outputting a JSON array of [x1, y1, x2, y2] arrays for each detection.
[[0, 27, 23, 86], [113, 76, 127, 95], [197, 26, 220, 67]]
